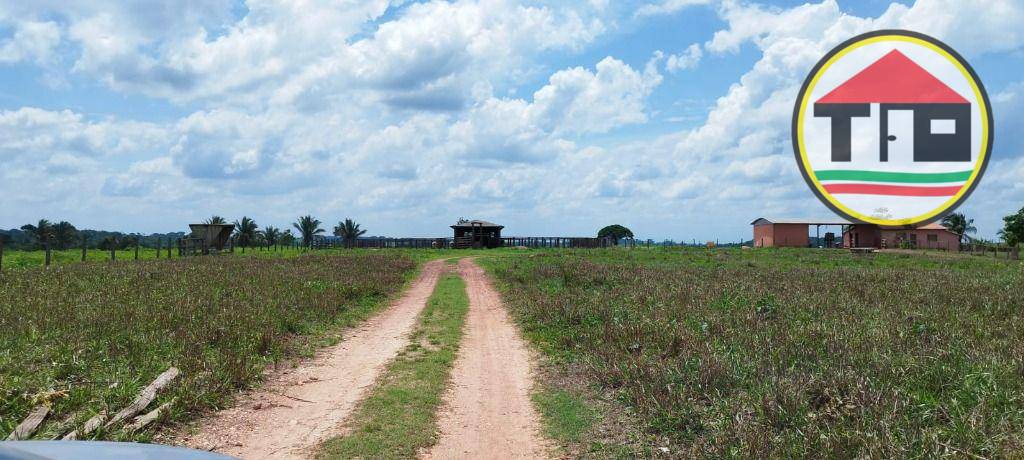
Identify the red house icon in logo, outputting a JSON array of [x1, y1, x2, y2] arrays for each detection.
[[813, 50, 971, 163]]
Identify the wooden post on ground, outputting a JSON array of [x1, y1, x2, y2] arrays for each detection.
[[81, 236, 87, 262], [6, 405, 49, 440], [45, 243, 51, 267], [156, 239, 161, 259], [110, 247, 116, 261], [134, 243, 139, 260], [105, 367, 180, 429]]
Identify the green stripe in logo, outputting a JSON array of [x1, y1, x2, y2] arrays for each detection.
[[813, 169, 973, 183]]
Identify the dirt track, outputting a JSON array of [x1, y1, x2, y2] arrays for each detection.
[[179, 259, 445, 459], [422, 258, 548, 459]]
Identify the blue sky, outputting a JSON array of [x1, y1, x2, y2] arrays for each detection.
[[1, 0, 1021, 240]]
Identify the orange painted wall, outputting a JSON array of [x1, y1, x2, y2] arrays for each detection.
[[754, 224, 809, 248]]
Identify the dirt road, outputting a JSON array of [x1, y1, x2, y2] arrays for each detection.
[[422, 258, 548, 459], [179, 259, 445, 459]]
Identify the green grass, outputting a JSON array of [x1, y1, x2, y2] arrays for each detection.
[[0, 246, 316, 269], [319, 272, 470, 459], [0, 246, 516, 270], [481, 247, 1024, 457], [532, 389, 597, 443], [0, 253, 416, 441]]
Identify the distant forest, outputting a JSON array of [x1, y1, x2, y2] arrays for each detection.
[[0, 227, 187, 251]]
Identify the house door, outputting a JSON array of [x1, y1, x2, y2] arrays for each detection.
[[885, 109, 914, 162]]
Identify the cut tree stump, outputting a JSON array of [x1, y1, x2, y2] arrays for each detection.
[[105, 367, 180, 429], [126, 401, 173, 432], [6, 405, 50, 440], [62, 411, 107, 440]]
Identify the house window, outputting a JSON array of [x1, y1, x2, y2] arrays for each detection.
[[931, 119, 956, 135], [927, 234, 938, 243], [909, 233, 917, 242]]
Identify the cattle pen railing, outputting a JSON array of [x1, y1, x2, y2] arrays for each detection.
[[962, 243, 1021, 260], [310, 236, 613, 250]]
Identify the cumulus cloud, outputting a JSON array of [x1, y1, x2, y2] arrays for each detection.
[[635, 0, 712, 18], [0, 20, 60, 65], [665, 43, 703, 72]]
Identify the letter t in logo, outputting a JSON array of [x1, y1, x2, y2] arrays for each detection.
[[813, 103, 870, 162]]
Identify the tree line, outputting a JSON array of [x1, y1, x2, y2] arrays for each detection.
[[0, 215, 370, 251], [0, 220, 186, 251], [203, 215, 367, 249]]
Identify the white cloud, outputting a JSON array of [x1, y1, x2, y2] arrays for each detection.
[[665, 43, 703, 72], [0, 20, 61, 65], [635, 0, 712, 18]]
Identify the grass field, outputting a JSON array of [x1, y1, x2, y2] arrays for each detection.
[[0, 246, 314, 269], [0, 252, 415, 441], [483, 248, 1024, 457], [319, 272, 469, 459]]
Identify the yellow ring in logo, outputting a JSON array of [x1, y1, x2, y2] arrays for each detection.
[[793, 30, 992, 226]]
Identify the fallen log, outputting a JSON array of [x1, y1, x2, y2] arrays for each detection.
[[6, 405, 50, 440], [105, 367, 180, 429], [126, 401, 173, 432], [62, 411, 107, 440]]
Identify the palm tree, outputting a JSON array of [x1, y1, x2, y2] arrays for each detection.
[[334, 218, 367, 248], [233, 216, 259, 249], [205, 215, 227, 225], [262, 226, 282, 247], [20, 219, 54, 249], [52, 221, 78, 250], [293, 215, 325, 248], [279, 229, 297, 247], [941, 212, 977, 245]]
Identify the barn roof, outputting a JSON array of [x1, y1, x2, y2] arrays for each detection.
[[817, 50, 968, 104], [751, 217, 854, 226], [879, 222, 954, 232], [451, 219, 503, 228]]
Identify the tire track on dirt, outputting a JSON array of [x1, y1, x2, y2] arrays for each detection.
[[422, 258, 548, 460], [178, 259, 445, 459]]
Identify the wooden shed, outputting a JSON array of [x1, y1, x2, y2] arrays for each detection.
[[451, 220, 503, 249], [185, 223, 235, 255]]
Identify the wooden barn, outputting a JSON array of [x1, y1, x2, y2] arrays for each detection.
[[451, 220, 503, 249]]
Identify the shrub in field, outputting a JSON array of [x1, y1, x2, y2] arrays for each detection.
[[487, 249, 1024, 457], [0, 253, 414, 440]]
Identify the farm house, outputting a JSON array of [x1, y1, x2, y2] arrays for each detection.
[[844, 222, 960, 250]]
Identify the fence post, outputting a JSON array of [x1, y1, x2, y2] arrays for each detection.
[[81, 236, 87, 262], [156, 239, 161, 259], [134, 243, 139, 260], [45, 243, 51, 267], [110, 247, 116, 261]]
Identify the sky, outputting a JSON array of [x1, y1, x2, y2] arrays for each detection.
[[0, 0, 1022, 241]]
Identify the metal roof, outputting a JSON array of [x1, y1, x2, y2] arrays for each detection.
[[451, 219, 503, 228], [750, 217, 854, 226]]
